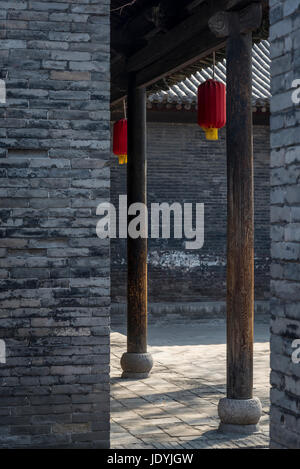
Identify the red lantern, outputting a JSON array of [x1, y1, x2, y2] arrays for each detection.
[[113, 118, 127, 164], [197, 79, 226, 140]]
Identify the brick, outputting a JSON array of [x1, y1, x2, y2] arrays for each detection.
[[285, 146, 300, 164], [8, 11, 49, 22], [0, 40, 27, 49], [286, 185, 300, 204], [284, 223, 300, 242], [271, 127, 300, 148], [0, 2, 27, 10], [270, 4, 283, 25], [49, 13, 88, 23], [283, 0, 300, 16], [42, 60, 67, 70], [29, 2, 69, 12], [49, 32, 90, 42], [271, 89, 294, 112], [270, 18, 293, 40], [27, 40, 69, 50], [271, 242, 300, 261], [51, 71, 91, 81], [69, 61, 107, 72], [50, 51, 91, 61]]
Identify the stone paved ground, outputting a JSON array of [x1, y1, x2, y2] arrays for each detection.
[[111, 318, 270, 449]]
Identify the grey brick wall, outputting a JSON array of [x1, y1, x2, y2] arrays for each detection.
[[111, 122, 270, 321], [0, 1, 110, 448], [270, 0, 300, 449]]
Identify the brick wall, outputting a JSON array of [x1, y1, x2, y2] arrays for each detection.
[[0, 1, 110, 448], [111, 121, 270, 321], [270, 0, 300, 449]]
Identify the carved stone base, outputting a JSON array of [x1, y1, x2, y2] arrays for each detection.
[[218, 397, 262, 434], [121, 352, 153, 379]]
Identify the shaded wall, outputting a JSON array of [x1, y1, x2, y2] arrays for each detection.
[[0, 1, 110, 448], [270, 0, 300, 449], [111, 121, 270, 321]]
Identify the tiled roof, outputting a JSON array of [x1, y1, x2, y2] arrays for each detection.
[[148, 40, 271, 111]]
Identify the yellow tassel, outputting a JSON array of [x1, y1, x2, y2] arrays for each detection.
[[118, 154, 127, 165], [202, 127, 218, 140]]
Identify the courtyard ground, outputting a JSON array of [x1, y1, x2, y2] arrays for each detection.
[[111, 317, 270, 449]]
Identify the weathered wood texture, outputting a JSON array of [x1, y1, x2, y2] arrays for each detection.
[[226, 31, 254, 400], [135, 32, 225, 89], [127, 76, 148, 354], [209, 3, 262, 37]]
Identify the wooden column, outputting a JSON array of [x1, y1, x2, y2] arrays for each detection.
[[120, 74, 153, 379], [209, 3, 262, 432], [226, 30, 254, 400], [127, 77, 148, 355]]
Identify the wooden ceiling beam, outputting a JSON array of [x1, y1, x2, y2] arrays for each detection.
[[135, 29, 226, 88], [111, 33, 225, 106], [126, 0, 255, 73]]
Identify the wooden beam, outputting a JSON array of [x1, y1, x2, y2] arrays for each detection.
[[186, 0, 206, 11], [127, 0, 251, 73], [209, 3, 262, 37], [135, 30, 226, 88], [111, 32, 225, 105]]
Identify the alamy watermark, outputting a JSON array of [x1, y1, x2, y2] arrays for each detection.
[[289, 81, 300, 364], [291, 79, 300, 104], [292, 340, 300, 364], [0, 79, 6, 104], [0, 340, 6, 364], [96, 195, 204, 250]]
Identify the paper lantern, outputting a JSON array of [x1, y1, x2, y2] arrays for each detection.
[[197, 79, 226, 140], [113, 118, 127, 164]]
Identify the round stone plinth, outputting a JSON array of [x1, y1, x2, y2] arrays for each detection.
[[219, 423, 260, 434], [121, 352, 153, 379], [218, 397, 262, 434]]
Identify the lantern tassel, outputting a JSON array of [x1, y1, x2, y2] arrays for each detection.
[[202, 127, 218, 140], [118, 154, 127, 165]]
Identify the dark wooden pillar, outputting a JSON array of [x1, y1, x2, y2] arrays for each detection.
[[209, 3, 262, 432], [226, 30, 254, 400], [120, 74, 153, 379], [127, 77, 148, 354]]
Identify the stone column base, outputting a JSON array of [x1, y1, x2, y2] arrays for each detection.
[[121, 352, 153, 379], [218, 397, 262, 434], [219, 422, 260, 434]]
